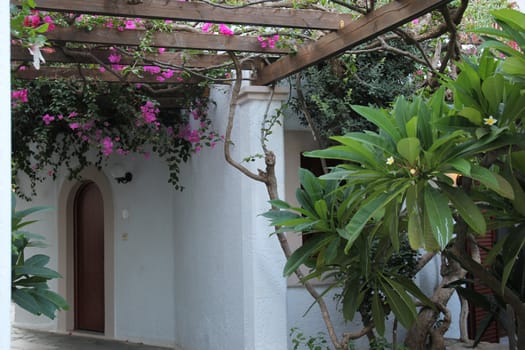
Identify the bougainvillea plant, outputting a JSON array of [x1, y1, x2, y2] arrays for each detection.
[[12, 78, 222, 199]]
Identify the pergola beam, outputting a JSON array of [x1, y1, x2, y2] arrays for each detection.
[[46, 27, 290, 54], [13, 0, 351, 30], [14, 67, 206, 84], [11, 45, 262, 69], [253, 0, 452, 85]]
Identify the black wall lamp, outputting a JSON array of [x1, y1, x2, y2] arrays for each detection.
[[110, 164, 133, 184]]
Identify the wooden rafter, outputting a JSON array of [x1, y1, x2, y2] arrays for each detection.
[[46, 27, 290, 54], [11, 45, 263, 69], [14, 67, 205, 84], [19, 0, 351, 30], [253, 0, 453, 85]]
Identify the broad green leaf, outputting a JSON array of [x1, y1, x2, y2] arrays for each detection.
[[470, 165, 515, 200], [481, 75, 505, 115], [500, 226, 525, 293], [12, 289, 41, 316], [299, 168, 323, 203], [424, 186, 454, 249], [511, 150, 525, 174], [314, 199, 328, 221], [24, 254, 50, 268], [458, 107, 482, 125], [379, 277, 417, 329], [372, 292, 385, 336], [268, 199, 291, 209], [442, 186, 486, 235], [448, 158, 471, 176], [38, 288, 69, 310], [342, 278, 365, 321], [407, 184, 424, 250], [351, 105, 402, 141], [397, 137, 420, 165], [261, 210, 301, 226], [283, 236, 331, 277], [14, 266, 61, 279]]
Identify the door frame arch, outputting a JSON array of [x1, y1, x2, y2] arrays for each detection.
[[57, 166, 115, 337]]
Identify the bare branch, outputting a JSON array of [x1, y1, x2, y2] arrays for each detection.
[[223, 52, 267, 183]]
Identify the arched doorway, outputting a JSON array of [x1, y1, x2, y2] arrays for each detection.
[[57, 167, 115, 338], [74, 181, 105, 333]]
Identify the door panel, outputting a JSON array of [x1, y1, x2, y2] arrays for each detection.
[[74, 182, 105, 332]]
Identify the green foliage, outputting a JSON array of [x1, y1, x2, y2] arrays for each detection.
[[12, 196, 68, 319], [290, 327, 331, 350], [289, 43, 417, 142], [264, 168, 425, 334]]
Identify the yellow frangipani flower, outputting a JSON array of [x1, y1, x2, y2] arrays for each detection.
[[483, 115, 497, 126], [386, 156, 394, 165]]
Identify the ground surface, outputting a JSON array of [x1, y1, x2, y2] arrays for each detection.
[[11, 327, 173, 350]]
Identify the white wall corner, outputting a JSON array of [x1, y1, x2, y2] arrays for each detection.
[[234, 87, 289, 349]]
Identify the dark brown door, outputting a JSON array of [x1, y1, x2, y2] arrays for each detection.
[[74, 181, 105, 333]]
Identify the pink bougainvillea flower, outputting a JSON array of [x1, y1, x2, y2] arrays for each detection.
[[162, 69, 174, 79], [69, 122, 80, 130], [108, 53, 121, 63], [144, 65, 161, 74], [99, 66, 106, 72], [24, 15, 40, 28], [412, 18, 420, 25], [202, 22, 213, 33], [140, 101, 159, 123], [101, 136, 113, 156], [219, 24, 234, 36], [68, 111, 78, 118], [125, 20, 137, 30], [42, 114, 55, 125], [11, 89, 28, 103], [43, 15, 55, 31], [156, 76, 166, 82], [158, 47, 166, 54]]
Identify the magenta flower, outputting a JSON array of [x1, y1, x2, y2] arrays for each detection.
[[42, 114, 55, 125], [101, 136, 113, 156], [108, 53, 121, 63], [125, 20, 137, 30], [202, 22, 213, 33], [43, 16, 55, 31], [162, 69, 174, 79], [68, 111, 78, 118], [158, 47, 166, 54], [219, 24, 234, 36], [144, 65, 161, 74]]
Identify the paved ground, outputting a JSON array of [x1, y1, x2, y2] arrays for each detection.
[[11, 327, 174, 350]]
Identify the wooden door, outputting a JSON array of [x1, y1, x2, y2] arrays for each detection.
[[74, 181, 105, 333]]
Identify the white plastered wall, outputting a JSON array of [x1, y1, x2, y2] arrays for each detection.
[[173, 82, 289, 350], [13, 154, 177, 348]]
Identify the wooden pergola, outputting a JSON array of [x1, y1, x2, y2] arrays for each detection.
[[11, 0, 454, 89]]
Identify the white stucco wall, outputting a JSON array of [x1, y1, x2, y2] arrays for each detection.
[[173, 83, 289, 350], [13, 154, 177, 347], [1, 0, 11, 347]]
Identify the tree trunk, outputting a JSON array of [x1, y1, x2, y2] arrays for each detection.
[[404, 242, 467, 350]]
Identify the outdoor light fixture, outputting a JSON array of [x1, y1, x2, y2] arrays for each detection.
[[110, 164, 133, 184]]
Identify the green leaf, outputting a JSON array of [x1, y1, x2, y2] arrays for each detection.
[[342, 277, 365, 320], [379, 277, 416, 329], [351, 105, 401, 141], [442, 186, 486, 235], [268, 199, 291, 209], [14, 266, 61, 279], [424, 186, 454, 249], [261, 210, 301, 226], [397, 137, 420, 165], [314, 199, 328, 221], [448, 158, 471, 176], [500, 226, 525, 293], [283, 236, 331, 277], [299, 168, 323, 203], [470, 165, 515, 200], [12, 289, 41, 316], [372, 292, 385, 336], [458, 107, 482, 125], [24, 254, 50, 267], [407, 183, 424, 250]]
